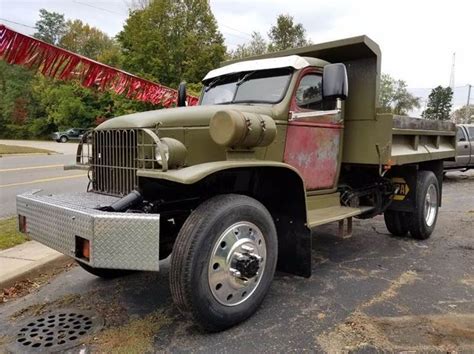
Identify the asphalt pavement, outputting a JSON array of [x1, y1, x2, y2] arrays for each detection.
[[0, 141, 88, 218], [0, 170, 472, 352]]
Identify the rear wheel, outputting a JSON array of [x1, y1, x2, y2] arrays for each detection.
[[408, 171, 439, 240], [383, 210, 409, 236], [170, 194, 278, 331], [77, 261, 134, 279]]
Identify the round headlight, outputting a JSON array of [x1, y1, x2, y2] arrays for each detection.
[[155, 138, 187, 170], [155, 147, 169, 165]]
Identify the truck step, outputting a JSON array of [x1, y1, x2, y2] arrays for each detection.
[[307, 205, 373, 228]]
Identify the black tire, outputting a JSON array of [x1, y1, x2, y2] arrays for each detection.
[[60, 135, 68, 143], [170, 194, 278, 331], [383, 210, 409, 236], [77, 261, 134, 279], [408, 171, 440, 240]]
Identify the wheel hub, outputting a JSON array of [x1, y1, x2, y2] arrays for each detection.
[[234, 253, 261, 279], [208, 222, 266, 306]]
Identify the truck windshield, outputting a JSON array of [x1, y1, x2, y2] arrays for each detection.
[[201, 68, 293, 105]]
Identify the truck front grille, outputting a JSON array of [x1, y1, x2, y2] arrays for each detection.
[[92, 129, 138, 196]]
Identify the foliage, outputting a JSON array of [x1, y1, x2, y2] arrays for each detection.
[[34, 9, 67, 45], [118, 0, 226, 88], [422, 86, 453, 120], [1, 9, 156, 139], [229, 32, 267, 60], [450, 104, 474, 124], [379, 74, 420, 115], [59, 20, 121, 62], [268, 14, 309, 52]]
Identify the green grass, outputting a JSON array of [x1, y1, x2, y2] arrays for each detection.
[[0, 217, 28, 250], [0, 144, 53, 155]]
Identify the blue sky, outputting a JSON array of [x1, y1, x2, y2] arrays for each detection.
[[1, 0, 472, 112]]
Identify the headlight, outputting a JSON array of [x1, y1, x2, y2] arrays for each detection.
[[155, 138, 187, 170], [155, 148, 169, 165]]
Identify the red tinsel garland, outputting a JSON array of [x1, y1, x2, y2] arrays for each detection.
[[0, 24, 199, 107]]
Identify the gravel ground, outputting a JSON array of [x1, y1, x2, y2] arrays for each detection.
[[0, 170, 472, 352]]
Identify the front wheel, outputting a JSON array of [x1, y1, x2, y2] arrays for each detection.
[[408, 171, 440, 240], [60, 135, 68, 143], [170, 194, 278, 331]]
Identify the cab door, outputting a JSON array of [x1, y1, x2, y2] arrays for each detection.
[[283, 68, 344, 191]]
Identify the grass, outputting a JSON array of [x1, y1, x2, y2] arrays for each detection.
[[0, 217, 28, 250], [0, 144, 54, 155]]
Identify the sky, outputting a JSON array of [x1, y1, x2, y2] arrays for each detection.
[[0, 0, 472, 112]]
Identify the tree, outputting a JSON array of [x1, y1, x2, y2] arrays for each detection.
[[379, 74, 420, 115], [229, 32, 267, 60], [34, 9, 67, 45], [60, 20, 120, 62], [422, 86, 453, 120], [268, 14, 309, 52], [451, 105, 474, 124], [118, 0, 226, 88]]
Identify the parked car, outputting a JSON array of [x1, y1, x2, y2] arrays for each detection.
[[444, 124, 474, 171], [52, 128, 89, 143]]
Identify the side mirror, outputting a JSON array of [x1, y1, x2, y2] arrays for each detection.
[[459, 137, 466, 142], [323, 63, 348, 100], [177, 82, 187, 107]]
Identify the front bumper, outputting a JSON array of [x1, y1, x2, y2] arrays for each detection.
[[16, 191, 160, 271]]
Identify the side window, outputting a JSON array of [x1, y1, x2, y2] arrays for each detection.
[[457, 128, 466, 141], [468, 127, 474, 141], [295, 74, 322, 110]]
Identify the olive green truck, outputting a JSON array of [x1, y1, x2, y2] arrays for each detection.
[[17, 36, 456, 331]]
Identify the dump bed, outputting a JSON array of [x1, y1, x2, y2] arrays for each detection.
[[343, 114, 456, 165]]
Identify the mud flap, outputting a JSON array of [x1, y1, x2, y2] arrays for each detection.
[[274, 215, 312, 278]]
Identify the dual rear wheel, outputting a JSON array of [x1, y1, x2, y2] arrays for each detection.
[[384, 171, 440, 240]]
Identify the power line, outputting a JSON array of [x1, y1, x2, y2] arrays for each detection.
[[72, 0, 126, 15], [0, 18, 36, 29], [219, 23, 252, 38]]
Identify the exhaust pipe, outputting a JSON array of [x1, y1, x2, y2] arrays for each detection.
[[99, 190, 143, 212]]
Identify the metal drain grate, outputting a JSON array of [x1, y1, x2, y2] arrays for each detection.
[[11, 310, 102, 351]]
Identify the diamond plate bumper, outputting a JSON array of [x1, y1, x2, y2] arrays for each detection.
[[16, 190, 160, 271]]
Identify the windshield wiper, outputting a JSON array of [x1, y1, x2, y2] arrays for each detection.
[[204, 77, 224, 92], [236, 71, 256, 86]]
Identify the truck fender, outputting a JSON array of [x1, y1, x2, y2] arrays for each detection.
[[138, 161, 313, 277]]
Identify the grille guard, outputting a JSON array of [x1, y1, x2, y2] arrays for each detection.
[[71, 128, 166, 197]]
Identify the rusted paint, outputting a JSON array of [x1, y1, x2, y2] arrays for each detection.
[[284, 121, 342, 190]]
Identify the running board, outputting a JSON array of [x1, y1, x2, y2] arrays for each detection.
[[307, 206, 374, 229]]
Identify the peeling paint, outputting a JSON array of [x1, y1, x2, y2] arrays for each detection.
[[284, 121, 342, 190]]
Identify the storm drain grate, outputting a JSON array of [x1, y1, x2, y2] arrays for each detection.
[[11, 310, 103, 352]]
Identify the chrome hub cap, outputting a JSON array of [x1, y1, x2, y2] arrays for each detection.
[[208, 222, 266, 306], [424, 184, 438, 227]]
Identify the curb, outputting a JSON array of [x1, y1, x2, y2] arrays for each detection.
[[0, 253, 71, 289], [0, 152, 61, 158]]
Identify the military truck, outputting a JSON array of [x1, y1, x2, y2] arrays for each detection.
[[17, 36, 456, 331]]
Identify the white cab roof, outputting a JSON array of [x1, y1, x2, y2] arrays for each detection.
[[203, 55, 329, 81]]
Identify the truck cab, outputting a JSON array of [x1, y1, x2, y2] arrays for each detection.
[[444, 124, 474, 171]]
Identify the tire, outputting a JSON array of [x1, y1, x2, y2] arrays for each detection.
[[60, 135, 68, 143], [170, 194, 278, 331], [384, 210, 409, 236], [408, 171, 440, 240], [77, 261, 134, 279]]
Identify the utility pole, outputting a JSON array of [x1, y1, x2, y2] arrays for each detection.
[[466, 84, 472, 123], [449, 53, 455, 89]]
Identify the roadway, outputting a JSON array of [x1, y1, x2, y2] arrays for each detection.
[[0, 166, 472, 351], [0, 141, 88, 218]]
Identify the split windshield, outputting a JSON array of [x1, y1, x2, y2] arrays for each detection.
[[200, 68, 293, 105]]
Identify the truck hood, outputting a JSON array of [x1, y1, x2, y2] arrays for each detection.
[[96, 104, 276, 130]]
